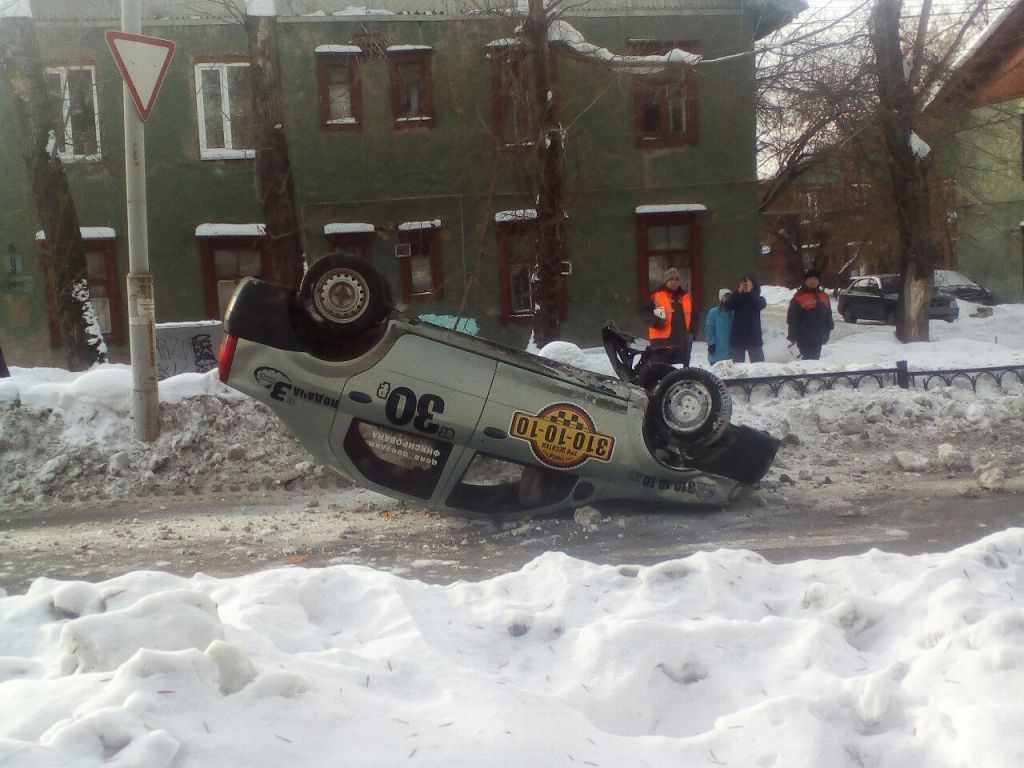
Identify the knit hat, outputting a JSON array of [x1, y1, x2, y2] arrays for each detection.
[[803, 269, 821, 281], [663, 267, 681, 282], [719, 288, 732, 302]]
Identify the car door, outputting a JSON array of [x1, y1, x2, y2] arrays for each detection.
[[329, 330, 497, 502], [846, 277, 875, 319]]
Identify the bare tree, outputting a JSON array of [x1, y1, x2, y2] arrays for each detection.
[[758, 0, 994, 339], [205, 0, 304, 287], [1, 11, 106, 370]]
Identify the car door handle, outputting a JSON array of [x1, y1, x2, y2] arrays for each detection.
[[348, 391, 372, 404], [483, 427, 507, 440]]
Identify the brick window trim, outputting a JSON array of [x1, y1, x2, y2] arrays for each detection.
[[496, 220, 568, 325], [388, 49, 435, 130], [325, 229, 374, 261], [198, 235, 271, 320], [41, 237, 124, 348], [397, 227, 444, 303], [635, 210, 703, 309], [630, 40, 700, 149], [316, 51, 363, 131]]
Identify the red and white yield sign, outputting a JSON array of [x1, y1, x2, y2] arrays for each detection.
[[105, 30, 175, 121]]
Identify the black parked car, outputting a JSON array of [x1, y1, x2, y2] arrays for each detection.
[[837, 274, 958, 324], [933, 270, 996, 305]]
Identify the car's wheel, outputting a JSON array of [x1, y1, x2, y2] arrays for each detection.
[[884, 307, 896, 325], [300, 254, 387, 336], [648, 368, 731, 444], [841, 307, 857, 323]]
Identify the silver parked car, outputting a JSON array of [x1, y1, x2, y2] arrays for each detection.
[[218, 255, 778, 520]]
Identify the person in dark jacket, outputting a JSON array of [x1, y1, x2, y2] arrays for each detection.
[[724, 274, 766, 363], [641, 267, 699, 367], [787, 269, 834, 360]]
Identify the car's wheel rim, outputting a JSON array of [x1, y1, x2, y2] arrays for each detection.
[[661, 380, 712, 434], [315, 269, 368, 323]]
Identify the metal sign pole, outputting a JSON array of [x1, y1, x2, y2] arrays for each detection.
[[121, 0, 159, 441]]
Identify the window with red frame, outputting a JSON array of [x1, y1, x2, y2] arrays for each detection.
[[43, 238, 123, 347], [490, 46, 533, 146], [496, 217, 568, 324], [635, 211, 702, 307], [388, 48, 434, 128], [325, 226, 374, 261], [631, 40, 699, 148], [316, 51, 362, 130], [397, 224, 443, 302], [199, 236, 270, 319]]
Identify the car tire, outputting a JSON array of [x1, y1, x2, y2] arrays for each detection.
[[300, 254, 387, 336], [841, 307, 857, 323], [647, 368, 731, 445], [884, 307, 896, 325]]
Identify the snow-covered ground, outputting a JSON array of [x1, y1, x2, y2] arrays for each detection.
[[2, 290, 1023, 767]]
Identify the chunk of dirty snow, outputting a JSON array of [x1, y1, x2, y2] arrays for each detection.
[[978, 467, 1006, 491], [894, 451, 929, 472], [937, 443, 969, 471], [205, 639, 258, 695]]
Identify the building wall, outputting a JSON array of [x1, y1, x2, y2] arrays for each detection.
[[0, 7, 767, 367], [949, 98, 1024, 302]]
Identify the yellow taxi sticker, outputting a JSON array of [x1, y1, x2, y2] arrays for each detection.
[[509, 403, 615, 469]]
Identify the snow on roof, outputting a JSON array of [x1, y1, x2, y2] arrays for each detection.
[[494, 209, 538, 222], [195, 223, 266, 237], [486, 38, 523, 48], [634, 204, 707, 215], [315, 44, 362, 54], [385, 44, 432, 52], [35, 227, 115, 240], [397, 219, 441, 231], [549, 19, 702, 72], [333, 5, 393, 15], [324, 222, 375, 234]]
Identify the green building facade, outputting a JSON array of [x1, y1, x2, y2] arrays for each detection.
[[0, 0, 802, 367]]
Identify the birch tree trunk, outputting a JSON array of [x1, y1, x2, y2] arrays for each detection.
[[3, 16, 105, 370]]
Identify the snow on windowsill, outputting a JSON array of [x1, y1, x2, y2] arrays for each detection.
[[315, 45, 362, 54], [35, 227, 116, 241], [395, 116, 433, 123], [324, 223, 375, 235], [326, 117, 358, 125], [195, 223, 266, 237], [386, 45, 432, 52], [494, 209, 537, 222], [200, 148, 256, 160], [634, 204, 707, 215], [398, 220, 441, 231]]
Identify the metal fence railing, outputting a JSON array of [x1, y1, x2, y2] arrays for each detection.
[[725, 361, 1024, 401]]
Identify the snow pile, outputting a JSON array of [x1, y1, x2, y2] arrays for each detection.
[[0, 368, 337, 508], [1, 531, 1023, 767]]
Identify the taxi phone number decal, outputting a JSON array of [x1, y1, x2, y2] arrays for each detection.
[[509, 403, 615, 469]]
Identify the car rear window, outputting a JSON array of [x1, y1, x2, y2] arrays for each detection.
[[880, 276, 900, 293]]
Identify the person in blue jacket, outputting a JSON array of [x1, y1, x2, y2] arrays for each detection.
[[704, 288, 734, 364], [724, 274, 767, 363]]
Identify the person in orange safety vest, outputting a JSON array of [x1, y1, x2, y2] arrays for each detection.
[[787, 269, 834, 360], [640, 267, 698, 367]]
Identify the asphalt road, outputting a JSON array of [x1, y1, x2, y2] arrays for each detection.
[[2, 475, 1022, 595]]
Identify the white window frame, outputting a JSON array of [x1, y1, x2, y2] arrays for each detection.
[[194, 62, 255, 160], [45, 65, 102, 162]]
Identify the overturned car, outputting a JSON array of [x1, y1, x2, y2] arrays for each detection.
[[218, 255, 779, 520]]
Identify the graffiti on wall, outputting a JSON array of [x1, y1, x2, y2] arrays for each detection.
[[155, 322, 223, 380]]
